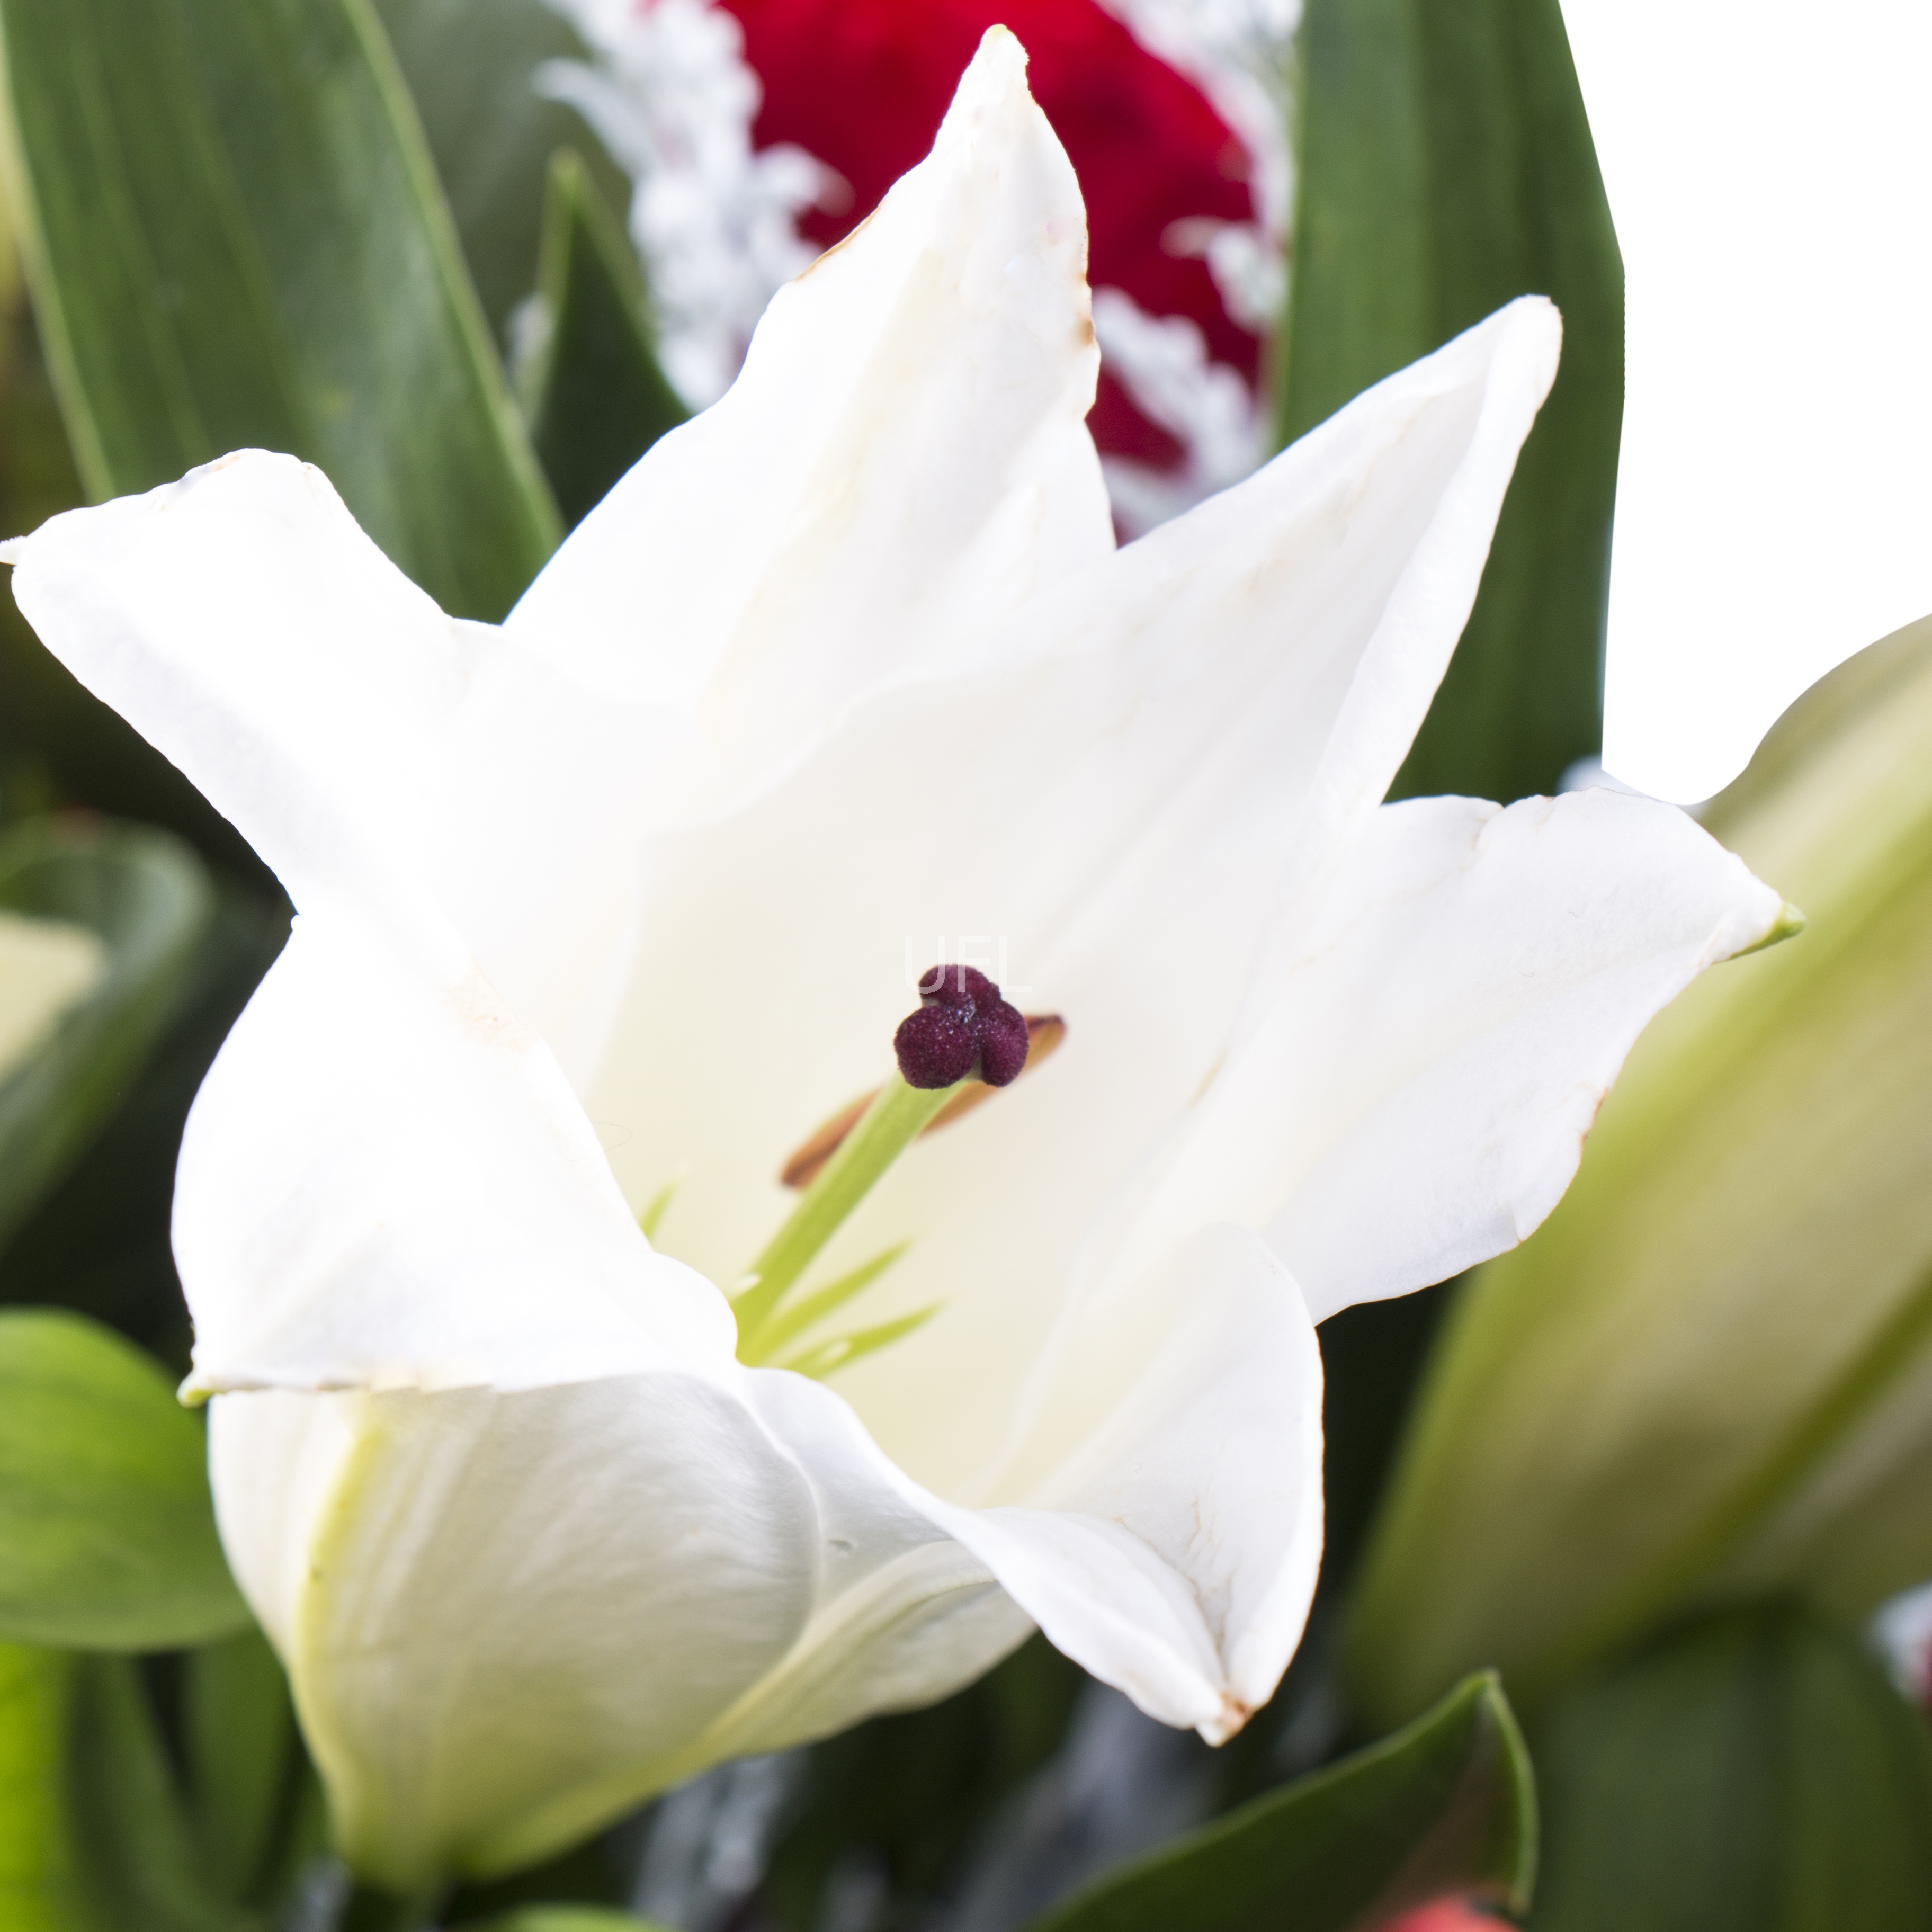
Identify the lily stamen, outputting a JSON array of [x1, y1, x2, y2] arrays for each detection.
[[736, 970, 1050, 1368], [780, 1012, 1066, 1189], [895, 963, 1030, 1088]]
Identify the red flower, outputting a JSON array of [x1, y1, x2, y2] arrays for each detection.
[[1376, 1901, 1504, 1931], [716, 0, 1264, 468]]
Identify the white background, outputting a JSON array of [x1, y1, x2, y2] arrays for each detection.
[[1559, 0, 1932, 802]]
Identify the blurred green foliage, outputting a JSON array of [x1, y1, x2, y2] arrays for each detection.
[[0, 1310, 246, 1651], [523, 150, 687, 531], [0, 819, 212, 1256], [1528, 1603, 1932, 1931], [0, 0, 560, 619], [1034, 1672, 1532, 1932], [373, 0, 627, 348], [0, 1633, 321, 1931]]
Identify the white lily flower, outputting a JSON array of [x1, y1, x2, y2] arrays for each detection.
[[5, 30, 1784, 1889]]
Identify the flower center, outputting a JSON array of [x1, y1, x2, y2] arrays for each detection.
[[728, 970, 1060, 1375], [893, 964, 1031, 1089]]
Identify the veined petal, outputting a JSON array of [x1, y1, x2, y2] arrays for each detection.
[[177, 911, 730, 1399], [591, 300, 1564, 1494], [506, 26, 1113, 780], [1118, 790, 1788, 1321], [209, 1378, 823, 1887]]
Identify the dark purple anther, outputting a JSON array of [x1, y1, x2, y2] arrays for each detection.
[[896, 965, 1032, 1090]]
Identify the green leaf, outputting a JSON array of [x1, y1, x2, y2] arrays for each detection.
[[0, 0, 560, 619], [1345, 617, 1932, 1728], [59, 1652, 243, 1931], [523, 149, 687, 530], [372, 0, 630, 347], [0, 817, 212, 1259], [1283, 0, 1622, 801], [1528, 1601, 1932, 1932], [1025, 1671, 1534, 1932], [0, 1309, 247, 1650], [0, 295, 269, 880], [0, 1642, 245, 1932], [0, 1643, 76, 1931]]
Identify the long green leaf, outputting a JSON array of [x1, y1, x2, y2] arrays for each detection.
[[0, 1643, 247, 1932], [0, 1309, 247, 1650], [60, 1653, 244, 1932], [0, 817, 211, 1258], [0, 0, 560, 619], [1026, 1672, 1534, 1932], [1528, 1602, 1932, 1931], [0, 291, 270, 878], [372, 0, 630, 346], [1284, 0, 1621, 802], [524, 148, 687, 530]]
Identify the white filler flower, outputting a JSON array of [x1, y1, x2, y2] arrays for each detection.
[[5, 31, 1785, 1890]]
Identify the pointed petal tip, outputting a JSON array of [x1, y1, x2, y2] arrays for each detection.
[[1198, 1691, 1257, 1747], [0, 537, 24, 567], [946, 23, 1033, 123], [974, 22, 1029, 73], [1495, 292, 1563, 402], [1736, 899, 1808, 957]]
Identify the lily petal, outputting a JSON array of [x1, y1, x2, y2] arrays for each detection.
[[946, 1222, 1325, 1740], [6, 453, 462, 948], [209, 1223, 1321, 1885], [2, 448, 702, 1085], [682, 1368, 1035, 1763], [701, 1226, 1322, 1748], [1120, 790, 1789, 1321], [177, 913, 729, 1398], [506, 26, 1114, 781], [210, 1377, 823, 1887]]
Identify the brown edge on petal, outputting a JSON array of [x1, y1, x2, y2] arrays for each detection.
[[779, 1015, 1066, 1190]]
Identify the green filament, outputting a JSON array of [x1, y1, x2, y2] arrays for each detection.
[[733, 1072, 958, 1368]]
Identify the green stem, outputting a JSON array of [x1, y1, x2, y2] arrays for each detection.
[[734, 1071, 956, 1355]]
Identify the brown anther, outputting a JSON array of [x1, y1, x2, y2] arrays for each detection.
[[777, 1014, 1067, 1189]]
